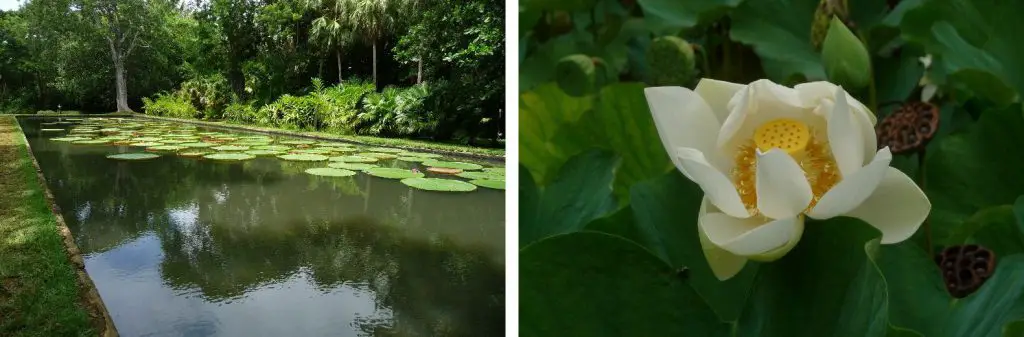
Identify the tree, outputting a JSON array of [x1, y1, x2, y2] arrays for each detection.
[[348, 0, 401, 89], [204, 0, 260, 98], [78, 0, 155, 112], [307, 0, 353, 85]]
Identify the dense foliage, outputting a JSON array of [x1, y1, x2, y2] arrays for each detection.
[[0, 0, 504, 144], [520, 0, 1024, 335]]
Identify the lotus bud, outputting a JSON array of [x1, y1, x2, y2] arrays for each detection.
[[811, 0, 848, 50], [646, 36, 696, 86], [556, 54, 598, 97], [821, 16, 870, 90]]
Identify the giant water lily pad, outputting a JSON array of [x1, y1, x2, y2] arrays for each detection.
[[366, 167, 425, 179], [40, 128, 64, 132], [180, 142, 215, 148], [72, 139, 109, 145], [292, 149, 332, 155], [51, 137, 89, 142], [106, 153, 160, 160], [422, 159, 484, 170], [278, 153, 329, 161], [400, 177, 477, 192], [396, 156, 429, 162], [482, 167, 506, 175], [279, 139, 316, 145], [328, 162, 378, 171], [470, 179, 505, 190], [305, 167, 357, 177], [130, 142, 163, 147], [132, 137, 162, 142], [147, 145, 186, 152], [329, 155, 378, 163], [360, 152, 398, 159], [178, 151, 210, 158], [397, 151, 442, 158], [427, 167, 463, 175], [212, 145, 250, 151], [253, 145, 291, 151], [458, 171, 505, 180], [367, 147, 404, 153], [203, 153, 256, 161], [246, 150, 285, 156]]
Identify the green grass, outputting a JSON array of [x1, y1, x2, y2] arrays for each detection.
[[139, 114, 506, 158], [0, 116, 97, 336]]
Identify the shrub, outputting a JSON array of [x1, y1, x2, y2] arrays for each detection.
[[142, 93, 197, 119], [223, 102, 257, 124], [178, 74, 231, 119]]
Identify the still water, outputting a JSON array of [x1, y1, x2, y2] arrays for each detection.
[[18, 117, 505, 337]]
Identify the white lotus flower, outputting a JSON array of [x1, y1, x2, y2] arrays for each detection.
[[644, 79, 931, 280]]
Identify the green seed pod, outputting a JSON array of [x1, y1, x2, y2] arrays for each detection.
[[821, 16, 871, 90], [810, 0, 848, 51], [556, 54, 597, 97], [647, 36, 696, 86]]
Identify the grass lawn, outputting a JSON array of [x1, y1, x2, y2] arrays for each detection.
[[0, 116, 98, 336]]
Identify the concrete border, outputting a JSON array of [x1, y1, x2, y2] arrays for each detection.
[[11, 119, 119, 337], [133, 114, 505, 164]]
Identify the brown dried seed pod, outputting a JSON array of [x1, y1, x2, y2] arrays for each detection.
[[876, 101, 940, 155], [936, 244, 996, 298]]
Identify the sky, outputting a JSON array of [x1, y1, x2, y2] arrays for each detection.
[[0, 0, 20, 11]]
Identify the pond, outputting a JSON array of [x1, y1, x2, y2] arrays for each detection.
[[17, 117, 506, 337]]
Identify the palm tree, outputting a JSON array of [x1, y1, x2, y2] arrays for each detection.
[[349, 0, 401, 88], [307, 0, 354, 85]]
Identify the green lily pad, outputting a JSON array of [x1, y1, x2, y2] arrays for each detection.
[[292, 149, 333, 155], [328, 162, 379, 171], [252, 145, 291, 151], [178, 151, 210, 157], [180, 142, 215, 148], [232, 140, 272, 146], [422, 159, 484, 170], [279, 139, 316, 145], [212, 145, 250, 151], [245, 150, 285, 156], [51, 137, 89, 142], [366, 147, 404, 153], [396, 151, 442, 158], [400, 177, 477, 192], [481, 167, 506, 175], [396, 156, 429, 162], [106, 153, 160, 160], [98, 128, 120, 132], [72, 139, 109, 145], [360, 152, 398, 159], [156, 139, 188, 144], [147, 145, 187, 152], [203, 153, 256, 161], [40, 128, 64, 132], [329, 155, 378, 163], [365, 167, 425, 179], [130, 142, 163, 147], [132, 137, 162, 142], [457, 171, 505, 180], [197, 132, 222, 136], [239, 136, 273, 141], [305, 167, 357, 177], [278, 154, 329, 161], [470, 179, 505, 190]]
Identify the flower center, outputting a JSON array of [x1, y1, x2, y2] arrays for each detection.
[[731, 118, 842, 217]]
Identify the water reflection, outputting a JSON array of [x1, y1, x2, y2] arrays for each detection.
[[19, 118, 505, 337]]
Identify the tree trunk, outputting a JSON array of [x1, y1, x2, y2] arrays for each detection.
[[372, 40, 378, 89], [109, 40, 132, 112], [342, 48, 350, 85], [417, 56, 422, 84]]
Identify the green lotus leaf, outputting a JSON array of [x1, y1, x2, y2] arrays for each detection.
[[365, 167, 425, 179], [292, 149, 333, 155], [329, 155, 378, 163], [400, 177, 477, 192], [178, 151, 210, 157], [132, 137, 162, 142], [470, 179, 505, 190], [203, 153, 256, 161], [360, 152, 398, 159], [422, 159, 484, 170], [278, 153, 329, 161], [396, 151, 442, 158], [481, 167, 505, 175], [245, 150, 285, 156], [279, 139, 316, 145], [130, 142, 163, 147], [211, 145, 250, 151], [106, 153, 160, 160], [305, 167, 357, 177], [253, 145, 291, 151], [147, 145, 187, 152], [457, 171, 505, 180], [367, 147, 404, 153], [72, 139, 109, 145], [180, 142, 215, 148], [40, 128, 64, 132], [327, 162, 378, 170]]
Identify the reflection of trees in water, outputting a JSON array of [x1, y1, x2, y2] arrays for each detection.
[[25, 126, 505, 337]]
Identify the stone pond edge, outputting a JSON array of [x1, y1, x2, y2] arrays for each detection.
[[13, 119, 120, 337]]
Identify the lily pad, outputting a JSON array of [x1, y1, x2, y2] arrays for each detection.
[[328, 162, 379, 171], [239, 136, 273, 141], [470, 179, 505, 190], [367, 147, 404, 153], [72, 139, 109, 145], [360, 152, 398, 159], [132, 137, 162, 142], [254, 145, 292, 151], [396, 156, 429, 162], [401, 177, 477, 192], [427, 167, 463, 175], [178, 151, 210, 157], [212, 145, 250, 151], [203, 153, 256, 161], [458, 171, 505, 180], [51, 137, 89, 142], [365, 167, 425, 179], [158, 139, 189, 144], [292, 149, 333, 155], [423, 159, 484, 170], [396, 151, 442, 158], [482, 167, 506, 175], [329, 155, 378, 163], [245, 150, 285, 156], [40, 128, 64, 132], [130, 142, 164, 147], [147, 145, 187, 152], [278, 153, 329, 161], [180, 142, 216, 148], [279, 139, 316, 145], [305, 167, 357, 177], [106, 153, 160, 160]]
